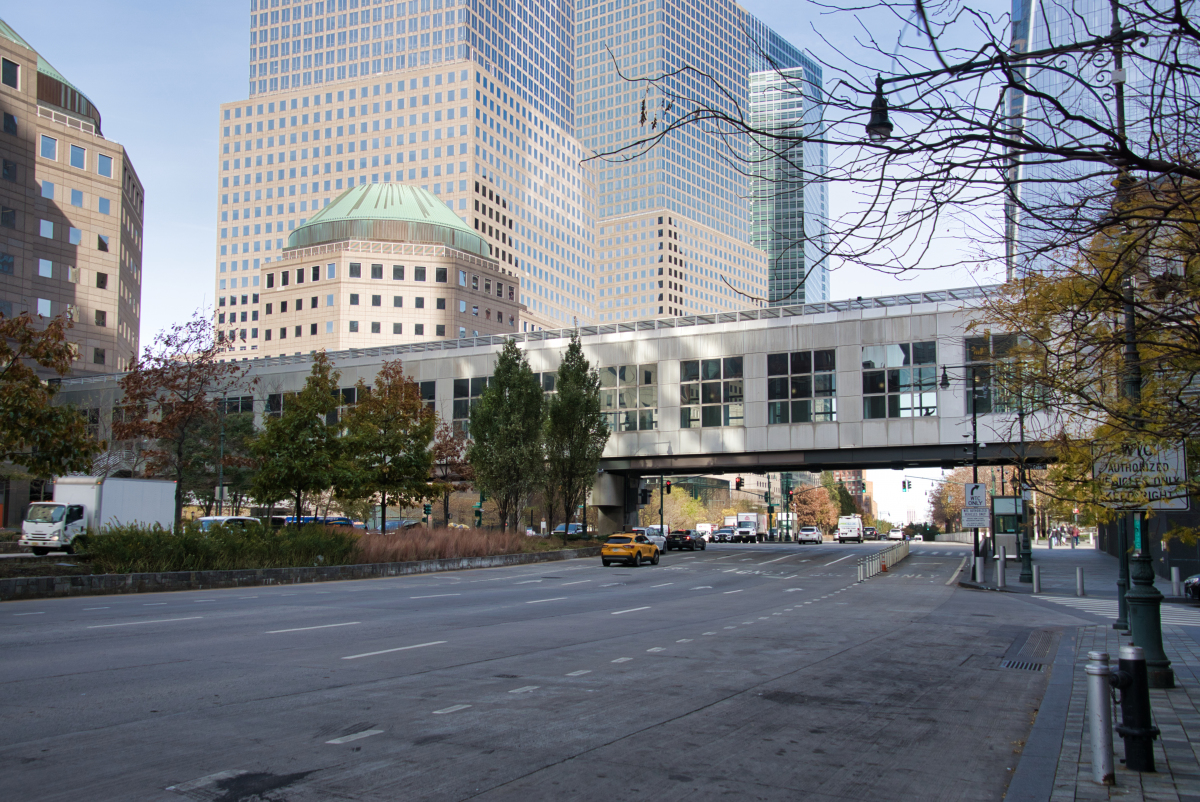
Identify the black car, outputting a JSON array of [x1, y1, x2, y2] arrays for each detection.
[[863, 527, 879, 541], [666, 530, 706, 551], [1184, 573, 1200, 600]]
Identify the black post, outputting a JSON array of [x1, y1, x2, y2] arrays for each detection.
[[971, 377, 980, 581]]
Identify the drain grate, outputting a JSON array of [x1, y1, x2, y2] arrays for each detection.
[[1001, 660, 1045, 672], [1016, 630, 1055, 662]]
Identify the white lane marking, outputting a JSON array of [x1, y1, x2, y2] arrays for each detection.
[[143, 603, 168, 606], [599, 583, 623, 587], [612, 657, 633, 663], [647, 647, 665, 652], [514, 580, 542, 584], [691, 586, 713, 590], [83, 607, 109, 610], [785, 588, 804, 592], [13, 612, 45, 616], [526, 597, 568, 604], [758, 617, 770, 620], [946, 556, 969, 585], [724, 626, 737, 629], [88, 616, 203, 629], [238, 596, 259, 599], [342, 640, 446, 660], [703, 632, 717, 635], [560, 580, 591, 586], [724, 589, 744, 594], [651, 583, 674, 588], [824, 555, 854, 566], [758, 555, 792, 564], [194, 599, 217, 603], [611, 606, 651, 615], [267, 622, 361, 634], [411, 594, 461, 599], [433, 704, 471, 714], [325, 729, 384, 745], [509, 685, 539, 693], [167, 770, 249, 792], [566, 670, 592, 676], [677, 638, 693, 643]]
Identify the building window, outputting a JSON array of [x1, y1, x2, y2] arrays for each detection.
[[310, 323, 317, 336], [39, 220, 53, 239], [3, 113, 16, 135], [266, 273, 275, 288], [435, 267, 447, 283], [93, 347, 105, 365], [97, 154, 113, 178], [70, 145, 86, 170], [392, 322, 403, 334], [370, 321, 381, 333], [0, 206, 14, 228], [435, 324, 445, 337], [97, 235, 109, 252], [414, 265, 426, 281], [371, 294, 381, 306], [349, 293, 359, 305], [1, 159, 15, 181], [371, 263, 383, 279], [37, 298, 50, 317], [414, 323, 424, 335], [69, 227, 82, 245], [98, 197, 110, 215], [0, 252, 12, 274], [415, 297, 425, 309], [70, 189, 83, 207], [458, 270, 466, 286], [1, 58, 17, 89], [41, 180, 53, 199], [392, 265, 404, 280], [349, 262, 362, 278], [40, 135, 57, 160], [38, 258, 52, 278], [95, 310, 107, 327], [862, 342, 937, 419], [601, 364, 658, 432], [96, 272, 108, 289], [680, 357, 744, 428], [349, 320, 359, 332], [767, 351, 837, 424], [393, 295, 403, 307], [964, 334, 1031, 414], [452, 375, 490, 435]]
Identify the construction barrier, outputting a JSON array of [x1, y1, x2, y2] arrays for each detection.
[[857, 540, 911, 582]]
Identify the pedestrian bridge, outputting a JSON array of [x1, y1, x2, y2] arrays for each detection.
[[58, 284, 1053, 529]]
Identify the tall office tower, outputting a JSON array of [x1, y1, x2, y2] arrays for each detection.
[[576, 0, 813, 320], [217, 0, 597, 355], [0, 19, 145, 376], [748, 62, 829, 306]]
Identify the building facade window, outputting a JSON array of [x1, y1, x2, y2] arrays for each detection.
[[1, 58, 17, 89], [862, 342, 937, 419], [40, 135, 56, 160], [767, 350, 837, 424], [601, 363, 657, 432], [452, 376, 489, 435], [680, 357, 742, 428], [70, 145, 86, 169]]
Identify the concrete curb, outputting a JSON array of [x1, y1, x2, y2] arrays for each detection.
[[0, 547, 602, 602], [957, 579, 1021, 593], [1005, 628, 1077, 801]]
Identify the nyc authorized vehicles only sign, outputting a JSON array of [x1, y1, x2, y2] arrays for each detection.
[[1095, 441, 1190, 511]]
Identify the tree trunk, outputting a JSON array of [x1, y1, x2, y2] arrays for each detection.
[[443, 489, 450, 527], [380, 491, 388, 535]]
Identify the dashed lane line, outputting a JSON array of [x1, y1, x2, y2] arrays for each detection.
[[342, 640, 446, 660], [88, 617, 204, 629], [526, 597, 568, 604], [611, 606, 651, 615], [433, 705, 471, 714], [326, 729, 384, 745], [566, 670, 591, 676], [267, 622, 361, 634]]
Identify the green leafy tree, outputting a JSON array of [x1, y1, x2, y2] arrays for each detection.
[[338, 359, 438, 529], [190, 410, 258, 515], [467, 339, 545, 531], [0, 312, 101, 476], [544, 334, 609, 543], [250, 352, 341, 518], [820, 471, 858, 517], [113, 310, 252, 524], [431, 420, 473, 527]]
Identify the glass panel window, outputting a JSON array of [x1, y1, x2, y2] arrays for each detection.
[[767, 349, 837, 423], [70, 145, 86, 169], [862, 341, 937, 418], [97, 154, 113, 177], [680, 356, 748, 427], [40, 135, 56, 160], [602, 363, 657, 431]]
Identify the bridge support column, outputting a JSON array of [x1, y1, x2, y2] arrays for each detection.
[[589, 472, 629, 537]]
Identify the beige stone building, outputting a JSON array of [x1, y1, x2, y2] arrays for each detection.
[[0, 18, 144, 375], [233, 182, 522, 355]]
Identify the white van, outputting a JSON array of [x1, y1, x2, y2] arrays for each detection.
[[837, 515, 864, 543]]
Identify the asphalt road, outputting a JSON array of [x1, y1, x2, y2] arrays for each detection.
[[0, 541, 1091, 801]]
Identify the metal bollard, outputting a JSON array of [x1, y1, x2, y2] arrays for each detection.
[[1077, 567, 1086, 597], [1172, 566, 1181, 598], [1086, 652, 1116, 785], [1072, 535, 1076, 550], [976, 554, 985, 585], [1033, 565, 1041, 594], [997, 547, 1007, 589], [1113, 645, 1160, 773], [1048, 534, 1053, 549]]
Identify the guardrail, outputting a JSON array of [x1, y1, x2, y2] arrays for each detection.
[[936, 531, 980, 545], [857, 540, 911, 582]]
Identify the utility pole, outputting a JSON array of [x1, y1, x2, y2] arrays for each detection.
[[659, 473, 664, 536], [216, 394, 226, 516]]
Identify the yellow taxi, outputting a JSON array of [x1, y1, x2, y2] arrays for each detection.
[[601, 533, 660, 567]]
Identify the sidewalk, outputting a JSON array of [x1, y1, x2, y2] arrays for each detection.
[[974, 544, 1200, 800]]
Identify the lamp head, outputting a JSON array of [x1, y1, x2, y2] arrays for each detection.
[[865, 76, 894, 143], [939, 367, 950, 389]]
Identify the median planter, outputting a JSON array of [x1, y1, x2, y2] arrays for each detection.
[[0, 547, 601, 602]]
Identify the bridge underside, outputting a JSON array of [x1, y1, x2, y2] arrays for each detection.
[[598, 442, 1055, 476]]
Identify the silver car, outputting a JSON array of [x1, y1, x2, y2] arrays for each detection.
[[797, 526, 823, 544]]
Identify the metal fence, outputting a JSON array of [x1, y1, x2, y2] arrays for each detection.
[[857, 540, 911, 582]]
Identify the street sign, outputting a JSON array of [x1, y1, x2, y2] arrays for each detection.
[[964, 483, 987, 507], [962, 507, 990, 528], [1095, 441, 1190, 510]]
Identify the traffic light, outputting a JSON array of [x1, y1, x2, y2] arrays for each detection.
[[901, 480, 911, 492], [665, 480, 672, 495], [735, 476, 744, 491], [788, 489, 795, 501], [764, 491, 770, 503]]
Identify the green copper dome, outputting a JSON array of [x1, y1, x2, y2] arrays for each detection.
[[287, 184, 488, 257], [0, 17, 102, 132]]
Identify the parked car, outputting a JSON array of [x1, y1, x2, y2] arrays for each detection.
[[1184, 574, 1200, 600], [197, 515, 262, 532], [796, 526, 823, 544], [601, 534, 660, 567], [666, 530, 706, 551], [383, 519, 420, 532], [714, 527, 735, 543], [641, 527, 667, 552], [553, 523, 585, 537], [887, 529, 904, 540], [863, 527, 879, 541]]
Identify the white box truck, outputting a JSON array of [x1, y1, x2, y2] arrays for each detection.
[[837, 515, 864, 543], [19, 476, 177, 555], [735, 512, 759, 543]]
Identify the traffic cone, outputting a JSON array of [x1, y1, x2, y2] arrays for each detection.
[[881, 562, 888, 572]]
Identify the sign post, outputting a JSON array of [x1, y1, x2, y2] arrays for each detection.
[[962, 483, 988, 579]]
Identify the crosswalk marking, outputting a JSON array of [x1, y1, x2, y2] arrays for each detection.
[[1038, 596, 1200, 626]]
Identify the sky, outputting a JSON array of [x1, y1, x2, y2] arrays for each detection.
[[5, 0, 1005, 347]]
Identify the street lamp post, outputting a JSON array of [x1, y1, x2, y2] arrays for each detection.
[[940, 367, 984, 581]]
